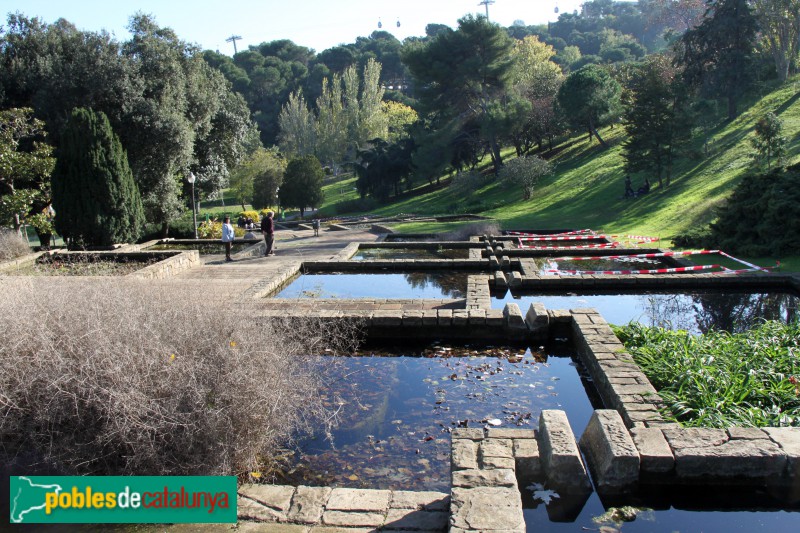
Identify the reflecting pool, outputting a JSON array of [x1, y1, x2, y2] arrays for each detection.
[[279, 343, 598, 491], [493, 290, 799, 334], [275, 272, 471, 299], [351, 248, 470, 260]]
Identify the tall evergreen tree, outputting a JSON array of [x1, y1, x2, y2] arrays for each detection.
[[402, 14, 517, 174], [623, 55, 691, 188], [280, 155, 324, 217], [557, 65, 622, 147], [679, 0, 758, 120], [52, 108, 144, 247]]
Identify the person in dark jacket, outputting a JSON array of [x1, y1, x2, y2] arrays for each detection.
[[261, 211, 275, 256]]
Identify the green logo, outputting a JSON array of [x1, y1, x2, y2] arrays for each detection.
[[9, 476, 237, 523]]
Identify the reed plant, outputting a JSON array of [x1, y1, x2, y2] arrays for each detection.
[[614, 321, 800, 428]]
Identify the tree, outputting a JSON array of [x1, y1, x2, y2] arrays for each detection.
[[278, 90, 316, 157], [679, 0, 758, 120], [0, 108, 56, 237], [0, 14, 254, 237], [557, 64, 622, 147], [280, 155, 324, 217], [403, 14, 517, 174], [751, 112, 786, 170], [498, 156, 552, 200], [51, 108, 144, 247], [250, 148, 286, 209], [383, 100, 418, 142], [623, 55, 691, 188], [751, 0, 800, 82]]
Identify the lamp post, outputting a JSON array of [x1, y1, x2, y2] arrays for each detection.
[[187, 172, 198, 239]]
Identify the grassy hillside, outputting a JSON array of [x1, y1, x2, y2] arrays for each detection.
[[321, 77, 800, 249]]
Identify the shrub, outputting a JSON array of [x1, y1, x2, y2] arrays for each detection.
[[498, 156, 551, 200], [196, 222, 246, 240], [708, 165, 800, 256], [448, 170, 485, 197], [440, 221, 501, 241], [334, 197, 379, 215], [0, 230, 31, 261], [238, 210, 261, 222], [671, 227, 711, 249], [614, 321, 800, 428], [0, 278, 360, 476]]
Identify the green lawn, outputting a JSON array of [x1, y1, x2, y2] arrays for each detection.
[[316, 76, 800, 271]]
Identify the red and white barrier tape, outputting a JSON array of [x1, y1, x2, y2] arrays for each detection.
[[550, 250, 716, 262], [519, 234, 611, 242], [718, 251, 771, 272], [508, 229, 596, 237], [520, 243, 619, 250], [546, 265, 720, 275]]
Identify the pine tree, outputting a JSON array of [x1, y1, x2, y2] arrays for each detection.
[[679, 0, 758, 120], [623, 55, 691, 188], [52, 108, 144, 247]]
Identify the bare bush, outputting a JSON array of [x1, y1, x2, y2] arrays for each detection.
[[0, 230, 31, 261], [448, 170, 485, 197], [0, 277, 360, 477], [440, 221, 501, 241]]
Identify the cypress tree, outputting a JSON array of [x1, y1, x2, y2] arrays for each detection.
[[52, 108, 145, 247]]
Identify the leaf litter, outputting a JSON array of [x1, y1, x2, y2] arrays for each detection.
[[271, 342, 592, 491]]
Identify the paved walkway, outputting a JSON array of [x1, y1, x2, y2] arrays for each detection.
[[164, 227, 381, 302]]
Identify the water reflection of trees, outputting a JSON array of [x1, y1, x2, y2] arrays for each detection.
[[643, 292, 799, 334], [403, 272, 467, 298]]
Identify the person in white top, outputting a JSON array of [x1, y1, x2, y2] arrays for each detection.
[[221, 216, 235, 262]]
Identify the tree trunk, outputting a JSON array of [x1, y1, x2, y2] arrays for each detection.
[[161, 222, 169, 238], [588, 118, 608, 148], [727, 93, 737, 121]]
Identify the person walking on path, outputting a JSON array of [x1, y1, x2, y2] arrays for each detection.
[[312, 218, 320, 237], [261, 211, 275, 256], [221, 216, 235, 262]]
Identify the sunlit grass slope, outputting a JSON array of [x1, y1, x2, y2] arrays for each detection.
[[328, 77, 800, 247]]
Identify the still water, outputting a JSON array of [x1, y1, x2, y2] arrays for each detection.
[[280, 343, 597, 492], [351, 248, 470, 260], [275, 272, 470, 299], [493, 290, 799, 334]]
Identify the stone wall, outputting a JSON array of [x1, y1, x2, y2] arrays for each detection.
[[129, 250, 200, 280]]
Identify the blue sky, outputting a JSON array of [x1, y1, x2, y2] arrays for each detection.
[[9, 0, 587, 54]]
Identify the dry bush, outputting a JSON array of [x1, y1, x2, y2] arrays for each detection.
[[440, 221, 501, 242], [0, 230, 31, 261], [0, 277, 359, 476]]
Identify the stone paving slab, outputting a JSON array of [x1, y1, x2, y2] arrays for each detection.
[[326, 488, 392, 512], [450, 487, 524, 532], [389, 490, 450, 511], [288, 486, 332, 524]]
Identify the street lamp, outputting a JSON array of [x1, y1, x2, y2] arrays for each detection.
[[187, 172, 198, 239]]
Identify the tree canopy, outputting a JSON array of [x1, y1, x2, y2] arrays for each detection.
[[280, 155, 324, 217]]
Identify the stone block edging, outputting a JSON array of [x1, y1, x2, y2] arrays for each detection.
[[237, 484, 449, 531], [571, 308, 800, 486], [128, 250, 200, 279]]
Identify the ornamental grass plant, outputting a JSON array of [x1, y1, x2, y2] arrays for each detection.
[[0, 277, 359, 477], [0, 230, 31, 261], [614, 321, 800, 428]]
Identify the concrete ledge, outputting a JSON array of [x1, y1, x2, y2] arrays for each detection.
[[579, 410, 640, 492]]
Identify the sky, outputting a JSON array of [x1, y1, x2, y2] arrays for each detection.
[[8, 0, 588, 55]]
